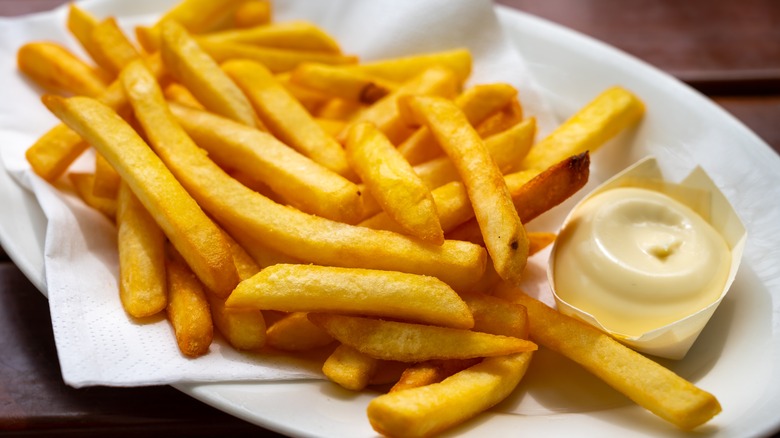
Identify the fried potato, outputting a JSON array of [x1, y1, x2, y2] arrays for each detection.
[[26, 53, 166, 182], [66, 3, 102, 67], [44, 93, 239, 298], [339, 66, 460, 145], [461, 292, 529, 338], [400, 95, 528, 284], [520, 86, 644, 171], [367, 352, 534, 438], [290, 62, 394, 104], [165, 247, 214, 358], [476, 99, 524, 138], [266, 312, 334, 352], [92, 153, 121, 199], [323, 344, 380, 391], [164, 82, 204, 109], [389, 359, 479, 393], [198, 21, 340, 53], [233, 0, 272, 28], [308, 313, 536, 362], [17, 42, 109, 97], [346, 122, 443, 244], [160, 20, 260, 128], [68, 172, 117, 219], [221, 59, 354, 178], [507, 290, 721, 430], [398, 83, 518, 165], [89, 17, 142, 76], [347, 48, 471, 84], [116, 182, 167, 318], [200, 40, 358, 73], [168, 102, 363, 223], [227, 264, 474, 329]]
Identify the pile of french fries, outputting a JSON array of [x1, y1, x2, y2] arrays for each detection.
[[17, 0, 723, 435]]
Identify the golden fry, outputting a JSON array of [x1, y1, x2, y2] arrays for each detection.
[[227, 264, 474, 329], [266, 312, 334, 352], [17, 42, 109, 97], [347, 48, 471, 84], [308, 313, 536, 363], [200, 40, 357, 73], [92, 153, 120, 199], [346, 122, 443, 244], [291, 62, 394, 104], [165, 248, 214, 358], [68, 172, 117, 219], [199, 21, 340, 53], [323, 344, 379, 391]]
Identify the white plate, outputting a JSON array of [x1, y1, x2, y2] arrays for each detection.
[[2, 3, 780, 437]]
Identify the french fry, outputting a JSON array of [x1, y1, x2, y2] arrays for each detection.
[[92, 153, 121, 199], [398, 83, 518, 165], [345, 122, 443, 244], [17, 42, 109, 97], [507, 290, 721, 430], [274, 72, 332, 113], [308, 313, 536, 363], [163, 82, 204, 109], [165, 247, 214, 358], [367, 352, 534, 437], [400, 95, 528, 284], [475, 99, 524, 138], [221, 59, 354, 179], [339, 66, 460, 145], [446, 152, 590, 244], [233, 0, 272, 28], [89, 17, 142, 76], [520, 86, 644, 171], [266, 312, 334, 352], [290, 62, 394, 104], [389, 359, 479, 393], [347, 48, 471, 84], [68, 172, 117, 219], [66, 3, 102, 67], [206, 230, 266, 351], [200, 40, 358, 73], [323, 344, 380, 391], [25, 53, 166, 182], [227, 264, 474, 329], [43, 94, 239, 298], [135, 0, 247, 52], [159, 20, 259, 128], [116, 182, 167, 318], [168, 102, 364, 223], [198, 21, 340, 53]]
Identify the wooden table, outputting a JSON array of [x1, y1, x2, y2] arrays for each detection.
[[1, 1, 778, 437]]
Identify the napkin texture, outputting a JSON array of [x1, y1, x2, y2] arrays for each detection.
[[0, 0, 555, 387]]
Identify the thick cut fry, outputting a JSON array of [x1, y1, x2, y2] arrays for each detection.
[[198, 21, 340, 53], [168, 102, 363, 223], [92, 153, 120, 199], [308, 314, 536, 362], [159, 20, 259, 128], [339, 66, 459, 145], [66, 3, 102, 66], [227, 264, 474, 329], [44, 94, 239, 298], [207, 230, 266, 350], [398, 83, 518, 165], [266, 312, 334, 351], [25, 54, 166, 182], [390, 359, 479, 393], [17, 42, 109, 97], [200, 40, 357, 73], [508, 291, 721, 430], [291, 63, 394, 104], [90, 17, 142, 76], [323, 344, 379, 391], [520, 86, 644, 171], [401, 95, 528, 283], [164, 82, 204, 109], [68, 172, 117, 219], [116, 182, 167, 318], [346, 122, 443, 244], [462, 292, 529, 338], [233, 0, 272, 28], [367, 352, 534, 438], [476, 99, 524, 138], [447, 152, 590, 244], [135, 0, 247, 51], [222, 59, 353, 178], [347, 48, 471, 84], [165, 248, 214, 358]]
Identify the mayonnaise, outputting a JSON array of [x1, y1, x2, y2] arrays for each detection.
[[552, 187, 731, 337]]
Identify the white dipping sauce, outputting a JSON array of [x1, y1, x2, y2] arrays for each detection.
[[553, 187, 731, 337]]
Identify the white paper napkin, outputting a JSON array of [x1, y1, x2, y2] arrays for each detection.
[[0, 0, 556, 387]]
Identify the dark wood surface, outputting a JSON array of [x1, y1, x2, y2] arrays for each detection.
[[1, 1, 779, 437]]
